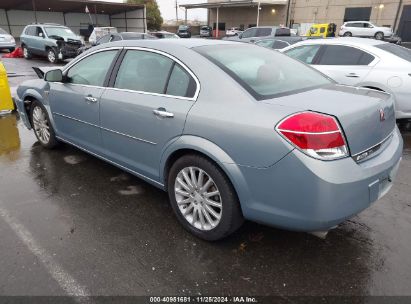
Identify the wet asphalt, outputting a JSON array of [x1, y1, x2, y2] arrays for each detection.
[[1, 54, 411, 298]]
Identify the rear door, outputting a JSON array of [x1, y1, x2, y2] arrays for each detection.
[[99, 49, 198, 181], [313, 44, 377, 85]]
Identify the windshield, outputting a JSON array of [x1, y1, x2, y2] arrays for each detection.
[[376, 43, 411, 63], [44, 27, 77, 38], [195, 44, 332, 100]]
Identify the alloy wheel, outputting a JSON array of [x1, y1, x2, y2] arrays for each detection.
[[32, 106, 51, 144], [174, 166, 223, 231], [48, 50, 56, 63]]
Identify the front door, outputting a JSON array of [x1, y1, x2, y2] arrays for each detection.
[[100, 49, 198, 182], [48, 49, 120, 154], [313, 44, 376, 86]]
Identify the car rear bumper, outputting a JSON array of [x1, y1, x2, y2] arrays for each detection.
[[0, 43, 16, 49], [232, 127, 403, 232]]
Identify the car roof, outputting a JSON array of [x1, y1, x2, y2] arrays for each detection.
[[291, 37, 387, 47], [98, 38, 238, 50]]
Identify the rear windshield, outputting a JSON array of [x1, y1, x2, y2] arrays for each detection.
[[376, 43, 411, 63], [195, 44, 332, 100], [0, 28, 8, 35]]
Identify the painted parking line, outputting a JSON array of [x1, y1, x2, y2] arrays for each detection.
[[0, 204, 90, 299]]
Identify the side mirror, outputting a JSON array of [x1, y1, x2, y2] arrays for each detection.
[[239, 33, 243, 39], [45, 69, 63, 82], [39, 32, 44, 38]]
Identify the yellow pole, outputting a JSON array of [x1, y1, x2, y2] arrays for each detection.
[[0, 62, 14, 113]]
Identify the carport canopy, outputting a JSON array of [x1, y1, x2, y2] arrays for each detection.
[[180, 0, 287, 9], [0, 0, 145, 15]]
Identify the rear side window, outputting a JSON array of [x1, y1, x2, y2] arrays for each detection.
[[25, 26, 36, 36], [284, 45, 321, 64], [318, 45, 375, 65], [376, 43, 411, 63], [257, 28, 272, 37], [114, 50, 196, 98], [255, 39, 274, 48], [166, 64, 196, 98], [272, 40, 289, 49]]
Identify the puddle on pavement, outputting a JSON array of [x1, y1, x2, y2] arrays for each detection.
[[0, 114, 20, 161]]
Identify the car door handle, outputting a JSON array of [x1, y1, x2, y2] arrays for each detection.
[[345, 73, 360, 78], [153, 108, 174, 118], [85, 96, 98, 103]]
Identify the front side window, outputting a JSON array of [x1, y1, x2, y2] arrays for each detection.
[[257, 28, 272, 37], [196, 44, 331, 100], [255, 39, 274, 48], [66, 50, 118, 86], [242, 28, 257, 38], [284, 44, 321, 64], [318, 45, 375, 65]]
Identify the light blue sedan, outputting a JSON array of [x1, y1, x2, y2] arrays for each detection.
[[16, 39, 403, 240]]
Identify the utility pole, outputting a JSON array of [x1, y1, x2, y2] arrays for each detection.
[[175, 0, 179, 23]]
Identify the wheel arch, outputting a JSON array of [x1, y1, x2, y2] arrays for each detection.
[[160, 136, 251, 212]]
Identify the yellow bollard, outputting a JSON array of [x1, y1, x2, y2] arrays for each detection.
[[0, 61, 14, 113]]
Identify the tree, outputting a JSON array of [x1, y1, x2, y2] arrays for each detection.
[[127, 0, 163, 31]]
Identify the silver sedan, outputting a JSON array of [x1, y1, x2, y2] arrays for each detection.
[[281, 37, 411, 120]]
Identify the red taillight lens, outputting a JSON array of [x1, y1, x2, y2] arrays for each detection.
[[276, 112, 349, 160]]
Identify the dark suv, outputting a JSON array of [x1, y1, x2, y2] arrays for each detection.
[[20, 23, 84, 63], [177, 25, 191, 38]]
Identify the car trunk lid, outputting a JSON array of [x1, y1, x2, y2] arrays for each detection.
[[262, 85, 396, 157]]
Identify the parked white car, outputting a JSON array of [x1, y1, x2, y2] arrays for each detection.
[[281, 37, 411, 119], [339, 21, 393, 40], [226, 27, 243, 37], [89, 26, 118, 45]]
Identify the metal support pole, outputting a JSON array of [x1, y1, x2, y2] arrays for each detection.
[[32, 0, 38, 23], [63, 12, 67, 26], [256, 1, 261, 27], [94, 4, 98, 26], [125, 11, 128, 32], [185, 9, 187, 25], [216, 7, 219, 38], [4, 10, 12, 35]]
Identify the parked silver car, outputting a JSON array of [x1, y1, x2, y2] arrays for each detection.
[[339, 21, 393, 40], [281, 37, 411, 120], [15, 39, 402, 240], [0, 28, 16, 52]]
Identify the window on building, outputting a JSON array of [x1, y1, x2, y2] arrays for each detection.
[[344, 7, 372, 22]]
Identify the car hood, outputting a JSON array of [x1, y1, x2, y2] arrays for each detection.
[[261, 84, 396, 157]]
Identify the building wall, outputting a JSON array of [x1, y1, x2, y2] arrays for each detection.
[[289, 0, 411, 31], [208, 5, 287, 30], [0, 9, 145, 37]]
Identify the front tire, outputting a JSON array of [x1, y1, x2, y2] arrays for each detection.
[[30, 101, 59, 149], [47, 48, 59, 63], [168, 154, 244, 241]]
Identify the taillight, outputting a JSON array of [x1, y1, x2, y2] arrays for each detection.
[[276, 111, 349, 160]]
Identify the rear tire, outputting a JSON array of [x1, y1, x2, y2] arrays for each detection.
[[22, 45, 32, 59], [167, 154, 244, 241], [375, 32, 384, 40], [30, 101, 59, 149], [343, 32, 352, 37], [8, 47, 15, 53]]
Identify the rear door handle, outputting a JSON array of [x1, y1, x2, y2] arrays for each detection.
[[345, 73, 360, 78], [153, 108, 174, 118], [85, 96, 98, 103]]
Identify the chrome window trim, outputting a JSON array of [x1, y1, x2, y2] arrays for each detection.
[[56, 135, 164, 188], [112, 46, 201, 101], [54, 112, 157, 145], [61, 46, 201, 101]]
